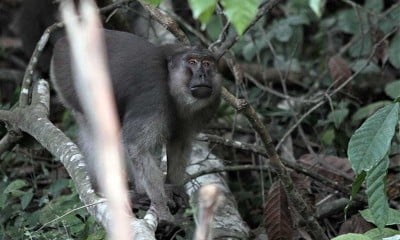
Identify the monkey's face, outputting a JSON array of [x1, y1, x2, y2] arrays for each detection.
[[185, 54, 216, 99], [168, 48, 222, 110]]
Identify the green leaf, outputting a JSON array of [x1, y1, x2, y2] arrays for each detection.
[[380, 5, 400, 34], [337, 9, 367, 34], [351, 59, 380, 73], [188, 0, 217, 27], [389, 33, 400, 68], [351, 172, 366, 198], [142, 0, 161, 7], [348, 103, 399, 173], [331, 233, 371, 240], [285, 15, 310, 25], [273, 21, 293, 42], [221, 0, 261, 35], [364, 228, 400, 239], [365, 0, 383, 13], [242, 37, 268, 61], [361, 208, 400, 226], [328, 108, 349, 128], [4, 180, 28, 194], [365, 155, 390, 229], [349, 35, 372, 58], [0, 192, 8, 209], [321, 128, 335, 145], [345, 171, 366, 216], [309, 0, 325, 18], [20, 189, 34, 210], [205, 15, 223, 41], [384, 80, 400, 99], [48, 179, 70, 197], [382, 235, 400, 240], [352, 101, 392, 122], [87, 230, 107, 240]]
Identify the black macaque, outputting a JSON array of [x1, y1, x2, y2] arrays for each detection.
[[50, 29, 222, 223], [12, 0, 146, 73]]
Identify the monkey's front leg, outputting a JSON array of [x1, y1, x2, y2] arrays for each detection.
[[165, 137, 191, 212], [166, 136, 191, 185], [127, 147, 174, 223]]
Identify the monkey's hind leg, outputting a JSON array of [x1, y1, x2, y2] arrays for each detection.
[[74, 113, 102, 192]]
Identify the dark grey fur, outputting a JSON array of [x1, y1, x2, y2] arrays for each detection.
[[50, 30, 221, 222]]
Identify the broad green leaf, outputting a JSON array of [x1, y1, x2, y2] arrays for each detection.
[[20, 189, 34, 210], [348, 103, 399, 173], [142, 0, 161, 7], [328, 108, 349, 128], [366, 156, 390, 229], [384, 80, 400, 99], [4, 180, 28, 194], [206, 15, 223, 41], [48, 179, 70, 197], [349, 35, 373, 58], [365, 228, 400, 239], [352, 101, 392, 122], [351, 59, 380, 73], [242, 37, 268, 61], [309, 0, 325, 18], [285, 15, 310, 25], [87, 230, 107, 240], [383, 236, 400, 240], [331, 233, 371, 240], [321, 128, 335, 145], [389, 33, 400, 68], [0, 192, 7, 209], [273, 21, 293, 42], [221, 0, 261, 35], [365, 0, 383, 13], [188, 0, 216, 27], [379, 5, 400, 34], [337, 9, 367, 34], [38, 194, 82, 225], [361, 208, 400, 225]]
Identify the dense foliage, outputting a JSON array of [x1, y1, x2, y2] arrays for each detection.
[[0, 0, 399, 239]]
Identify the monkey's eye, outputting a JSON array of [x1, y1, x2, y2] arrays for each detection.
[[202, 61, 211, 67], [188, 59, 197, 65]]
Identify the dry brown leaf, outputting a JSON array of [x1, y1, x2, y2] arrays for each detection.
[[298, 154, 354, 184], [264, 181, 295, 240], [339, 214, 373, 234], [387, 172, 400, 199], [370, 24, 389, 64], [328, 55, 352, 90]]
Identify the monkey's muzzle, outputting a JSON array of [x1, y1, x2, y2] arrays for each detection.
[[190, 84, 212, 99]]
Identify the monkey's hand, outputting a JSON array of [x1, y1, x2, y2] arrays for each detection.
[[154, 202, 175, 224], [165, 184, 189, 213]]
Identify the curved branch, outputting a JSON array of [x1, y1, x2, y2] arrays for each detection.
[[137, 0, 189, 44]]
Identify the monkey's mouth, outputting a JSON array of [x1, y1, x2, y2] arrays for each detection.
[[190, 85, 212, 99]]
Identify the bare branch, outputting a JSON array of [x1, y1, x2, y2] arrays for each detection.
[[137, 0, 189, 44], [60, 0, 133, 238]]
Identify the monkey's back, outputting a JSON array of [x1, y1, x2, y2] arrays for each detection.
[[51, 30, 171, 131]]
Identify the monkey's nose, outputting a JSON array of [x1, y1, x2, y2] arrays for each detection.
[[190, 84, 212, 99]]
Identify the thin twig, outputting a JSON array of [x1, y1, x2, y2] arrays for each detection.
[[276, 26, 399, 149], [215, 0, 283, 58]]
